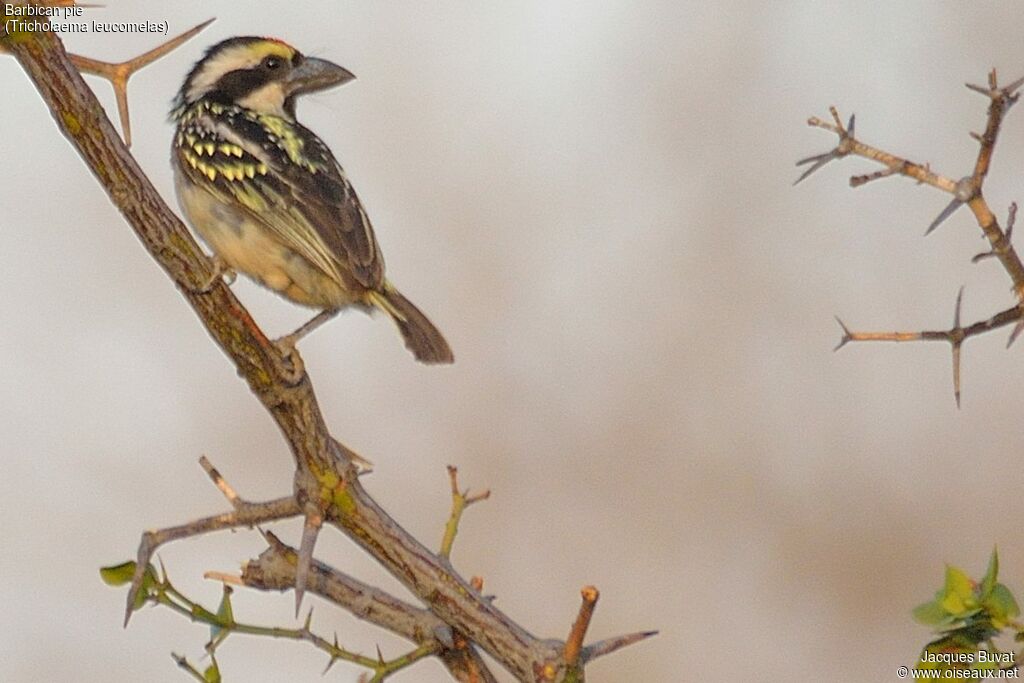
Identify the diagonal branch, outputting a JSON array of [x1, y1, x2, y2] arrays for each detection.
[[126, 495, 302, 626], [240, 531, 500, 683], [3, 24, 653, 682]]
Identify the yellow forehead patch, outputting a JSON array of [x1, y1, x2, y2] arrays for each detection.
[[253, 40, 295, 61]]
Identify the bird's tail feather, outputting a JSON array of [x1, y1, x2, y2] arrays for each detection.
[[368, 284, 454, 364]]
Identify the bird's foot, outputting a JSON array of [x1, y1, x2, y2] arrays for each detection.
[[191, 256, 237, 294], [271, 310, 339, 384]]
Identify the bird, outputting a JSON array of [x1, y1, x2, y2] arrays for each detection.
[[170, 36, 453, 364]]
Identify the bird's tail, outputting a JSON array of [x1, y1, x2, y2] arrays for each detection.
[[367, 283, 454, 364]]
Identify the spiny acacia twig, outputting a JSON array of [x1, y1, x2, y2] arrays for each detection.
[[135, 567, 435, 680], [0, 11, 214, 146], [171, 652, 214, 683], [797, 70, 1024, 405], [440, 465, 491, 560], [2, 25, 654, 682], [199, 460, 499, 682], [834, 292, 1024, 407], [239, 530, 501, 682]]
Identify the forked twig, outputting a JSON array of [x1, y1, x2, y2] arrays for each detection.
[[800, 70, 1024, 405]]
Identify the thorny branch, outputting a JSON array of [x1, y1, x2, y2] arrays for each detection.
[[2, 19, 655, 682], [129, 563, 437, 681], [0, 10, 214, 146], [797, 70, 1024, 405], [240, 531, 501, 682], [440, 465, 491, 560]]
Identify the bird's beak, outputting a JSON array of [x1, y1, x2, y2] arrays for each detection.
[[285, 57, 356, 96]]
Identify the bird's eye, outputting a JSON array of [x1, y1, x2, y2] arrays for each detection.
[[263, 56, 282, 70]]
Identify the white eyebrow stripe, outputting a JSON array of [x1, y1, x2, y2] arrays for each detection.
[[185, 44, 263, 103]]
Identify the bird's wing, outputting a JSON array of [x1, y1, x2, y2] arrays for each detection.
[[178, 105, 384, 290]]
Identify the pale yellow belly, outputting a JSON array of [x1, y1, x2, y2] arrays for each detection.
[[175, 172, 360, 308]]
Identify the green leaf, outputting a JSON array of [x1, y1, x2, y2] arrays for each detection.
[[203, 657, 221, 683], [984, 584, 1020, 626], [913, 599, 951, 627], [940, 565, 977, 616], [100, 561, 137, 586], [210, 586, 234, 645], [102, 561, 159, 613], [981, 548, 999, 598]]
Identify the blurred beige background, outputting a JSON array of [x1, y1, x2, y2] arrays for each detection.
[[4, 1, 1024, 681]]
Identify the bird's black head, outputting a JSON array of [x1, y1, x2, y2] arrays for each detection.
[[173, 36, 355, 119]]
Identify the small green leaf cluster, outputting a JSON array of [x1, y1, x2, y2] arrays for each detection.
[[912, 549, 1021, 675]]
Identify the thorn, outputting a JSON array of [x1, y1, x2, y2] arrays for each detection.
[[925, 198, 964, 235], [793, 150, 840, 186], [952, 342, 962, 409], [833, 316, 852, 351], [1008, 320, 1024, 348], [966, 81, 991, 97], [303, 607, 314, 632], [847, 113, 856, 137], [951, 287, 964, 409], [581, 630, 659, 663], [1004, 74, 1024, 97], [294, 508, 323, 617], [69, 18, 215, 146], [376, 644, 385, 664], [124, 532, 157, 627], [970, 131, 982, 142], [322, 633, 341, 675]]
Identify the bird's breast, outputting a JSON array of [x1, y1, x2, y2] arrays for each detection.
[[173, 167, 362, 309]]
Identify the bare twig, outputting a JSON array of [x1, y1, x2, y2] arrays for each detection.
[[158, 570, 429, 679], [200, 455, 241, 508], [125, 495, 301, 626], [294, 503, 324, 616], [564, 586, 599, 668], [799, 71, 1024, 405], [241, 531, 500, 683], [171, 653, 210, 683], [834, 297, 1024, 406], [440, 465, 491, 560], [799, 107, 958, 192]]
